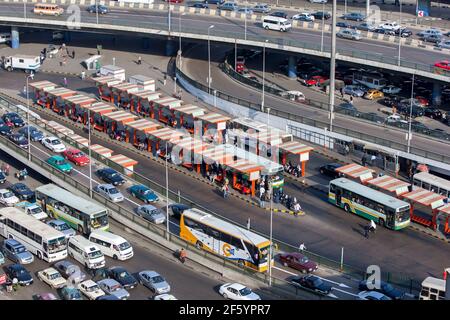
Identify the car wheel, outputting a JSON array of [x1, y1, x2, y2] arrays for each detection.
[[195, 241, 202, 249], [264, 26, 269, 30], [78, 225, 84, 234], [344, 204, 350, 213], [37, 251, 42, 260], [222, 292, 228, 299], [283, 262, 288, 267], [113, 255, 118, 260]]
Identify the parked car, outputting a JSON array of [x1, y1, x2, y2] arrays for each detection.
[[2, 112, 24, 127], [94, 184, 125, 203], [424, 107, 442, 119], [9, 183, 34, 201], [0, 189, 19, 206], [343, 85, 365, 97], [136, 204, 166, 224], [357, 22, 376, 31], [378, 21, 400, 32], [138, 270, 171, 294], [78, 279, 106, 300], [237, 7, 253, 14], [438, 39, 450, 49], [337, 28, 362, 41], [107, 266, 138, 290], [97, 278, 130, 300], [169, 203, 190, 219], [53, 260, 87, 283], [269, 11, 288, 19], [382, 85, 401, 95], [60, 287, 83, 300], [342, 12, 365, 21], [411, 121, 431, 134], [188, 2, 209, 8], [292, 13, 315, 22], [9, 133, 29, 149], [96, 168, 125, 186], [33, 293, 59, 300], [310, 0, 327, 2], [63, 148, 90, 166], [219, 283, 261, 300], [336, 21, 353, 28], [417, 28, 442, 38], [87, 4, 108, 14], [335, 103, 359, 116], [396, 28, 412, 37], [290, 275, 332, 295], [434, 60, 450, 71], [312, 11, 331, 20], [47, 155, 72, 173], [358, 290, 392, 300], [18, 126, 44, 141], [358, 279, 404, 300], [41, 136, 66, 153], [253, 3, 270, 14], [218, 2, 238, 11], [421, 34, 442, 43], [386, 114, 408, 125], [279, 252, 318, 273], [47, 219, 76, 239], [96, 294, 120, 300], [37, 267, 67, 289], [129, 184, 159, 203], [4, 264, 33, 286], [0, 172, 5, 184], [301, 75, 328, 86], [205, 0, 224, 4], [364, 89, 384, 100], [319, 163, 342, 178], [0, 119, 12, 135]]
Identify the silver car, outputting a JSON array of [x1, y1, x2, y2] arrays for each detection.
[[253, 3, 270, 13], [53, 260, 87, 284], [97, 279, 130, 300], [337, 29, 362, 40], [95, 184, 124, 203], [47, 219, 76, 239], [136, 205, 166, 224], [437, 39, 450, 49], [2, 239, 34, 264], [138, 270, 171, 294]]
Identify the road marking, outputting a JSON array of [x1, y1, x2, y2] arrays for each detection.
[[327, 292, 339, 299], [272, 266, 297, 276], [331, 286, 359, 297], [315, 275, 351, 288]]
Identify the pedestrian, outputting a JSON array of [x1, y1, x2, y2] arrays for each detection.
[[72, 50, 75, 59], [364, 225, 369, 239], [138, 56, 142, 65], [81, 71, 86, 80], [23, 85, 27, 96], [370, 154, 376, 166], [340, 87, 344, 98], [63, 77, 68, 87], [163, 74, 167, 86], [246, 218, 251, 230], [344, 144, 350, 155], [299, 243, 306, 252], [349, 95, 354, 104], [259, 185, 266, 208]]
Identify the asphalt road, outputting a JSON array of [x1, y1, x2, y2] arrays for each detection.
[[0, 71, 448, 287], [183, 45, 450, 159], [0, 3, 449, 69]]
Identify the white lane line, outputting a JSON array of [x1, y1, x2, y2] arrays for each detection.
[[273, 265, 297, 276], [315, 275, 351, 288], [330, 287, 359, 298]]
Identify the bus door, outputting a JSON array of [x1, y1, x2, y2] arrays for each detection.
[[84, 218, 90, 236], [335, 188, 342, 206], [0, 217, 5, 237], [386, 208, 395, 228]]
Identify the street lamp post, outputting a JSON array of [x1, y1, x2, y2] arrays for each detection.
[[397, 0, 402, 66], [168, 2, 171, 35], [178, 12, 186, 65], [261, 40, 268, 112], [268, 194, 273, 286], [328, 0, 337, 132], [88, 109, 93, 198], [24, 0, 26, 19], [244, 1, 248, 40], [96, 0, 99, 25], [407, 74, 415, 153], [207, 25, 215, 94], [320, 2, 325, 52], [25, 74, 33, 161], [165, 141, 170, 240]]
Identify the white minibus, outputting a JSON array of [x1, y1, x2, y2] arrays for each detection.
[[89, 230, 133, 261], [68, 235, 105, 269], [262, 16, 292, 32]]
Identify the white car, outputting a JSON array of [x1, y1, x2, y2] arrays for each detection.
[[378, 21, 400, 32], [37, 267, 67, 289], [337, 29, 362, 40], [78, 280, 106, 300], [219, 283, 261, 300], [94, 184, 124, 203], [41, 136, 66, 153], [292, 13, 315, 22], [154, 294, 178, 300], [382, 85, 401, 94], [386, 114, 408, 124], [358, 290, 392, 300], [0, 189, 19, 206], [309, 0, 327, 3]]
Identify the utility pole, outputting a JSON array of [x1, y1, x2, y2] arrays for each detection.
[[328, 0, 337, 132], [397, 0, 402, 66], [407, 74, 415, 153], [88, 109, 93, 198]]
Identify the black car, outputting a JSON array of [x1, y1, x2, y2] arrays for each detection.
[[2, 112, 24, 127], [397, 105, 424, 118], [96, 168, 125, 186], [0, 171, 6, 184], [0, 119, 12, 136], [336, 21, 353, 28], [87, 4, 108, 14], [358, 280, 404, 300], [380, 96, 401, 108], [89, 267, 109, 282], [169, 203, 191, 219], [312, 11, 331, 20], [411, 121, 430, 134], [424, 107, 442, 119], [290, 275, 332, 295], [107, 266, 138, 290], [396, 28, 412, 37], [335, 103, 360, 116], [188, 2, 209, 8], [204, 0, 224, 4], [9, 133, 29, 149], [270, 11, 288, 19], [5, 264, 33, 286], [9, 183, 35, 201], [319, 163, 342, 178]]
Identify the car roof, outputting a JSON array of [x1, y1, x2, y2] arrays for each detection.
[[99, 278, 120, 285], [99, 184, 115, 189], [141, 270, 159, 277], [362, 290, 386, 298], [139, 204, 158, 210], [43, 267, 59, 274], [9, 263, 26, 270], [48, 219, 66, 225], [55, 260, 72, 267], [229, 283, 246, 290], [49, 155, 65, 160], [81, 279, 97, 286], [5, 238, 22, 246]]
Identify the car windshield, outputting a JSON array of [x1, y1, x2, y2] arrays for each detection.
[[73, 152, 85, 158], [55, 223, 70, 231], [90, 213, 108, 228], [119, 242, 131, 250], [51, 139, 61, 145], [109, 187, 119, 194], [30, 207, 43, 214], [109, 172, 118, 178], [110, 284, 121, 291], [3, 191, 14, 198], [143, 189, 153, 195], [46, 236, 67, 253], [118, 271, 130, 278], [49, 272, 62, 280], [380, 295, 390, 300], [17, 268, 27, 275], [151, 276, 164, 283], [299, 256, 309, 263], [87, 284, 100, 292], [14, 245, 27, 253], [312, 278, 323, 286], [239, 287, 252, 296], [150, 209, 163, 216], [88, 250, 103, 259], [67, 289, 81, 299], [55, 159, 66, 165]]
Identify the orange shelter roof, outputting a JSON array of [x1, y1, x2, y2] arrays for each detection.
[[402, 188, 447, 209], [109, 154, 138, 168], [196, 112, 231, 124], [335, 163, 375, 182], [84, 101, 117, 115], [367, 175, 410, 195], [103, 110, 137, 124], [29, 80, 57, 91], [148, 127, 187, 143], [279, 141, 314, 155], [171, 104, 205, 117], [92, 75, 123, 86], [64, 94, 96, 106], [126, 119, 161, 133], [46, 87, 77, 98]]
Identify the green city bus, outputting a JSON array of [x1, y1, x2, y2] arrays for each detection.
[[35, 184, 109, 235], [328, 178, 410, 230]]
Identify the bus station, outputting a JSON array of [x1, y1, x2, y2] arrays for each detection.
[[102, 110, 138, 138], [45, 87, 77, 114], [151, 96, 183, 125], [92, 75, 123, 102], [110, 82, 140, 109], [28, 80, 57, 108], [129, 90, 161, 115], [170, 104, 205, 133], [63, 94, 96, 120], [366, 175, 411, 197], [125, 118, 162, 149], [335, 163, 375, 184], [81, 101, 117, 129], [195, 112, 231, 143]]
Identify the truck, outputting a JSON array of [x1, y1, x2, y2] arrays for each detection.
[[1, 55, 41, 73], [15, 201, 48, 221]]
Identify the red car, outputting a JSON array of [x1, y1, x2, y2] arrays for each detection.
[[302, 75, 328, 87], [279, 252, 318, 273], [414, 96, 429, 106], [63, 148, 90, 166], [434, 60, 450, 71]]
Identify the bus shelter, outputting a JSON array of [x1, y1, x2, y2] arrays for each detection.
[[437, 204, 450, 235], [278, 141, 314, 177], [171, 136, 208, 172], [230, 117, 267, 133], [28, 80, 57, 107], [125, 118, 162, 149], [129, 75, 156, 91], [110, 83, 140, 109], [68, 133, 89, 148], [170, 104, 205, 133], [129, 90, 161, 115], [102, 111, 138, 138], [81, 101, 117, 130], [225, 159, 263, 196], [195, 112, 231, 142], [46, 120, 74, 137], [366, 175, 410, 197], [92, 75, 122, 102], [196, 144, 235, 181], [147, 127, 187, 157], [109, 154, 138, 176], [46, 88, 77, 114], [151, 96, 183, 124], [90, 144, 113, 158], [402, 188, 447, 229], [63, 94, 96, 120], [335, 163, 375, 183]]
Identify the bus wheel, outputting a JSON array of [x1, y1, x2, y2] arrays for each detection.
[[37, 251, 42, 260], [283, 262, 288, 267], [195, 241, 202, 249], [113, 255, 118, 260], [378, 219, 385, 227], [238, 260, 245, 267], [78, 225, 83, 234], [344, 204, 350, 213]]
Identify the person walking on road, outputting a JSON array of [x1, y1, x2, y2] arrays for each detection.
[[137, 56, 142, 65], [63, 77, 68, 87], [259, 186, 266, 208], [222, 179, 229, 199], [299, 243, 306, 252]]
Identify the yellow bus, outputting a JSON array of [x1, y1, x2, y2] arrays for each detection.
[[180, 208, 272, 272], [33, 3, 64, 16]]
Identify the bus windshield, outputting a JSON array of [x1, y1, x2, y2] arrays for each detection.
[[396, 206, 410, 222], [46, 236, 67, 253], [88, 250, 103, 259], [258, 245, 270, 263]]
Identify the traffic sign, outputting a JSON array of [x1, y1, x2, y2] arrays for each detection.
[[418, 10, 424, 17]]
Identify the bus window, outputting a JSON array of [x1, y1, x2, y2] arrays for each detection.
[[230, 236, 245, 251]]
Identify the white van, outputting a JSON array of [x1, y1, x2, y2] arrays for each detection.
[[262, 16, 292, 32], [89, 230, 133, 261], [68, 235, 106, 269], [0, 33, 11, 44]]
